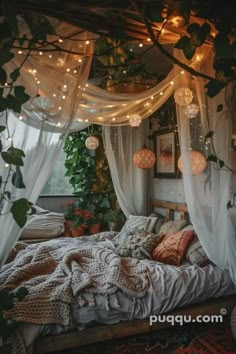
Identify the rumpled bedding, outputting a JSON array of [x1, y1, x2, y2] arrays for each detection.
[[1, 231, 236, 354]]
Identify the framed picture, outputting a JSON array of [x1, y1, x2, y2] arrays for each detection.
[[153, 128, 180, 178]]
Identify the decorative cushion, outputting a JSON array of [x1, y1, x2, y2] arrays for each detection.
[[184, 229, 209, 266], [152, 229, 195, 266], [114, 231, 159, 260], [158, 219, 187, 237], [149, 212, 166, 234], [120, 215, 158, 234]]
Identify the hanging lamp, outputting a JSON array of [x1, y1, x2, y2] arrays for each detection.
[[178, 150, 206, 175], [133, 146, 156, 169]]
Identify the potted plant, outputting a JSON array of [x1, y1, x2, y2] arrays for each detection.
[[104, 209, 126, 231]]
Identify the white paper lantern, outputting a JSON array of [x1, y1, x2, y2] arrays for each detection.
[[85, 136, 99, 150], [184, 103, 199, 118], [174, 87, 193, 106], [129, 114, 142, 127], [133, 147, 156, 169], [178, 151, 206, 175]]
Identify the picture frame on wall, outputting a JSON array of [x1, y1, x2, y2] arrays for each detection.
[[153, 128, 180, 178]]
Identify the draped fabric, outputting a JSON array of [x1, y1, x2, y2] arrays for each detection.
[[174, 46, 236, 283], [102, 120, 149, 217], [0, 23, 93, 267]]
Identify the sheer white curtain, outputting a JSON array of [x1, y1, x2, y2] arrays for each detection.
[[102, 120, 149, 216], [174, 46, 236, 283], [0, 24, 93, 267]]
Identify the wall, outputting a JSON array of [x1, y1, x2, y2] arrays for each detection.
[[150, 176, 185, 203]]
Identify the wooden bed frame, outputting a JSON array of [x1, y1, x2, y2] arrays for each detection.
[[34, 199, 236, 354]]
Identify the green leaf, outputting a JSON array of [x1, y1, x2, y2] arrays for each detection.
[[219, 160, 225, 168], [205, 131, 214, 139], [10, 198, 33, 228], [14, 86, 30, 104], [183, 44, 196, 60], [1, 147, 25, 166], [217, 104, 223, 112], [0, 125, 6, 133], [146, 2, 164, 22], [0, 289, 14, 310], [227, 201, 233, 209], [0, 176, 2, 189], [12, 166, 25, 188], [201, 23, 211, 37], [10, 68, 20, 82], [207, 154, 218, 163], [0, 97, 7, 112], [0, 47, 14, 66], [174, 36, 190, 49], [0, 68, 7, 85], [187, 23, 200, 34], [205, 80, 225, 97], [14, 287, 28, 300]]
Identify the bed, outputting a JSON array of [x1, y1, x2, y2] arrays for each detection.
[[1, 200, 236, 354]]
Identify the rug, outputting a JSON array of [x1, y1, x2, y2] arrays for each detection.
[[51, 316, 236, 354]]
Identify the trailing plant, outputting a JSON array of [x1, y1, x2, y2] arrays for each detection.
[[0, 287, 28, 344], [104, 208, 126, 224]]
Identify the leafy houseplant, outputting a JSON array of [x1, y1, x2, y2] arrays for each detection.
[[104, 209, 126, 231], [64, 125, 116, 234]]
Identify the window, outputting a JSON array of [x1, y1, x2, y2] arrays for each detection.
[[41, 149, 74, 195]]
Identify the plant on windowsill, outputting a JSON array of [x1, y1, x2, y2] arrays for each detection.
[[104, 209, 126, 232]]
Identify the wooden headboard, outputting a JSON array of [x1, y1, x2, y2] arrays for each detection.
[[150, 199, 188, 221]]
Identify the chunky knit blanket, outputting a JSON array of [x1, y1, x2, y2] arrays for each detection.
[[0, 239, 149, 327]]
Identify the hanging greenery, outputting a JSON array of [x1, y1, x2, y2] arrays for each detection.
[[63, 125, 115, 218]]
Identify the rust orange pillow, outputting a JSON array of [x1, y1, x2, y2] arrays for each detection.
[[152, 230, 195, 266]]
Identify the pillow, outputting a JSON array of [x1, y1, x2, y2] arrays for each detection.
[[180, 224, 209, 266], [158, 219, 187, 237], [120, 215, 158, 234], [149, 212, 166, 234], [185, 234, 209, 266], [152, 229, 195, 266], [20, 212, 65, 239], [114, 231, 159, 260]]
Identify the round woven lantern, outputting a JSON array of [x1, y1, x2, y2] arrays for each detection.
[[129, 114, 142, 127], [178, 151, 206, 175], [85, 136, 99, 150], [184, 103, 199, 119], [133, 147, 156, 169], [174, 87, 193, 106]]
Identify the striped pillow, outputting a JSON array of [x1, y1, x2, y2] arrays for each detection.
[[120, 215, 158, 234]]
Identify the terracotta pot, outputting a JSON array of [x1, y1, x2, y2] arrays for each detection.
[[71, 226, 86, 237], [64, 220, 73, 237], [89, 223, 101, 234]]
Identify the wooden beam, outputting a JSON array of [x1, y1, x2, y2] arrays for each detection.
[[34, 295, 236, 354]]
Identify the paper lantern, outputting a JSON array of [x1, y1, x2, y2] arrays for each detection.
[[174, 88, 193, 106], [129, 114, 142, 127], [133, 147, 156, 169], [184, 103, 199, 118], [178, 151, 206, 175], [85, 136, 99, 150]]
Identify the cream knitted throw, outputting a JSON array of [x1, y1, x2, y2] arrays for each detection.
[[0, 240, 149, 326]]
